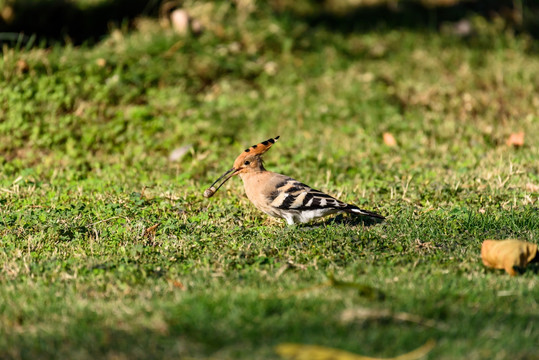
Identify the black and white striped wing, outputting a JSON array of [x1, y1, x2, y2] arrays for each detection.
[[267, 178, 347, 212], [266, 176, 385, 221]]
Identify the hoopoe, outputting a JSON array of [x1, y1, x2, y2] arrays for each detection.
[[204, 136, 385, 225]]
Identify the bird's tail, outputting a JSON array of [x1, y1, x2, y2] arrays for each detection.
[[345, 205, 385, 220]]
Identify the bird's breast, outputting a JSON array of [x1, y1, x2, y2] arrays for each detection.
[[239, 172, 282, 217]]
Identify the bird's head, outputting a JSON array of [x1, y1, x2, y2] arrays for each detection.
[[204, 136, 280, 198]]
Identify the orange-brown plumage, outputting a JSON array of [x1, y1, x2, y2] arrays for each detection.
[[204, 136, 385, 225], [232, 136, 279, 172]]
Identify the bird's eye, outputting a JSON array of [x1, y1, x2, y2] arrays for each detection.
[[244, 161, 250, 165]]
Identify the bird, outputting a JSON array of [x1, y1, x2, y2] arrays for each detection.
[[204, 136, 385, 225]]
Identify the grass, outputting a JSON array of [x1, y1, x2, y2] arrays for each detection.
[[1, 1, 538, 359]]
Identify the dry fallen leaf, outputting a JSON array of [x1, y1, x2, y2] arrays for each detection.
[[481, 239, 537, 276], [16, 59, 29, 74], [506, 132, 524, 147], [96, 58, 106, 67], [144, 223, 160, 237], [276, 340, 435, 360], [171, 280, 184, 289], [383, 132, 397, 147], [525, 183, 539, 193]]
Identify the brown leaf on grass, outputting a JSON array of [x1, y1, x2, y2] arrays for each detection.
[[525, 183, 539, 193], [383, 132, 397, 147], [276, 339, 435, 360], [96, 58, 106, 67], [481, 239, 538, 276], [144, 223, 160, 237], [16, 59, 29, 74], [171, 280, 184, 289], [506, 132, 524, 147]]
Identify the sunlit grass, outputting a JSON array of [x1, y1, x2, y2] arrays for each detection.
[[0, 2, 538, 359]]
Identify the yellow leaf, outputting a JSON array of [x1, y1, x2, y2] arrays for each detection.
[[276, 340, 435, 360], [481, 239, 538, 276]]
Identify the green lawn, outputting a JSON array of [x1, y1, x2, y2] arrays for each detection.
[[1, 2, 538, 359]]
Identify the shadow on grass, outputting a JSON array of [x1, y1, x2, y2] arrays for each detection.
[[1, 0, 539, 47], [279, 0, 539, 39], [293, 213, 385, 230], [0, 0, 161, 46], [2, 293, 538, 359]]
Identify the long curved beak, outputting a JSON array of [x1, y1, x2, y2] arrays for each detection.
[[204, 167, 238, 197]]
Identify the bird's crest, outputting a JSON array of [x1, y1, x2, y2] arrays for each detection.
[[233, 136, 279, 165]]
